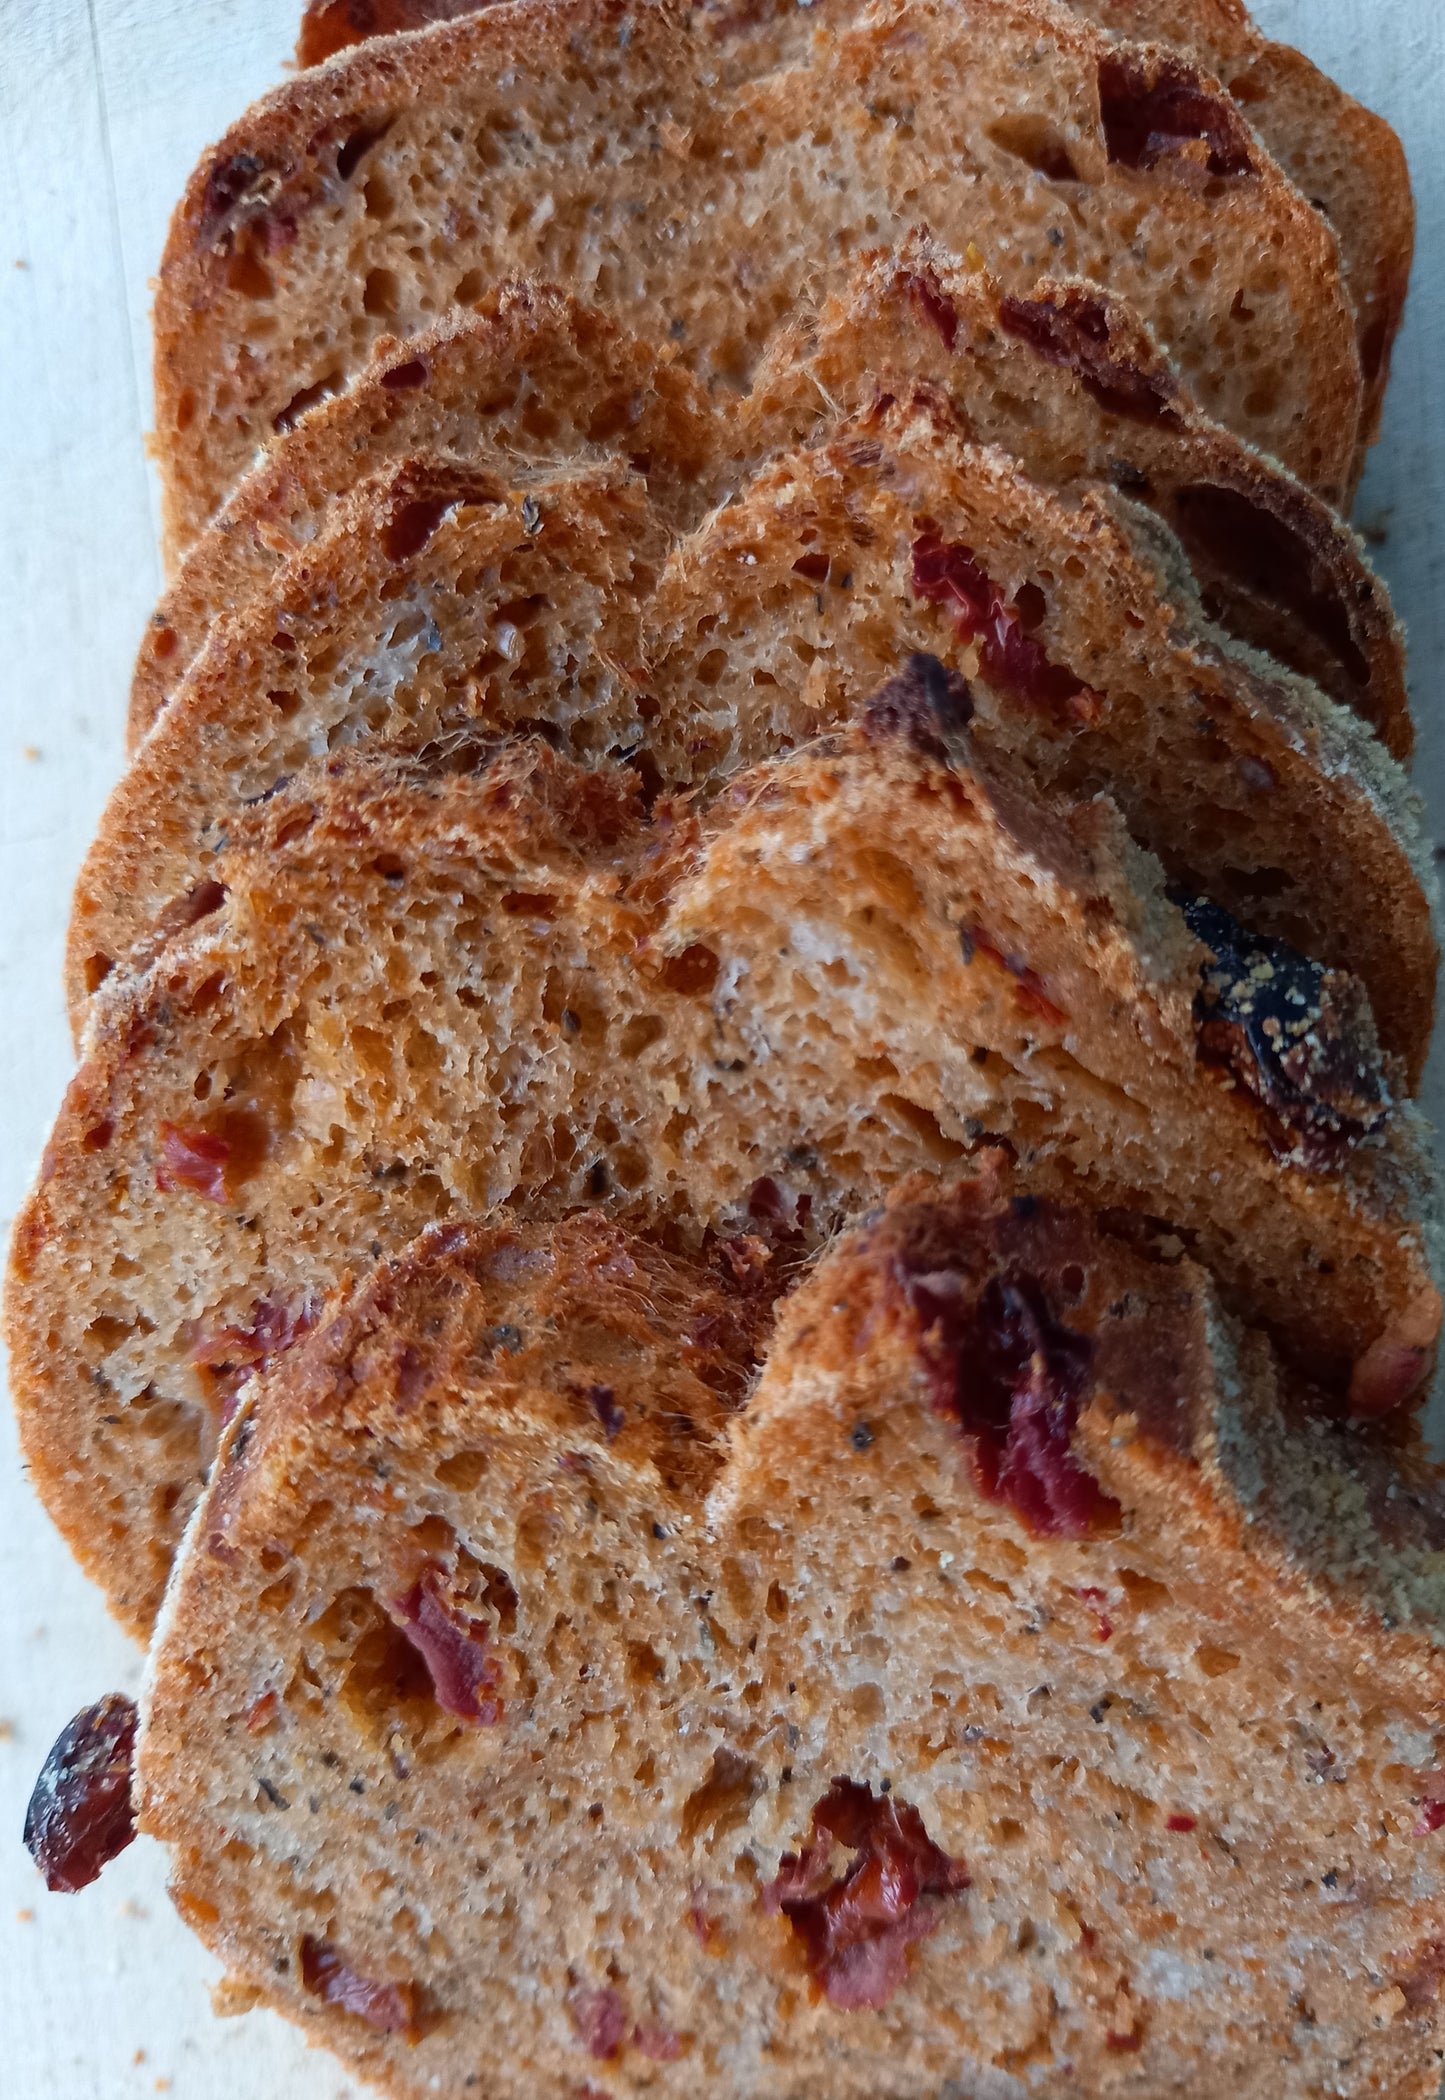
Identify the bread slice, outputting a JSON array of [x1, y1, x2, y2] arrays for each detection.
[[290, 0, 1412, 453], [644, 400, 1436, 1077], [152, 0, 1363, 558], [743, 237, 1410, 758], [135, 1176, 1445, 2098], [72, 400, 1437, 1080], [12, 697, 1439, 1636], [1068, 0, 1415, 448], [132, 254, 1409, 765], [71, 452, 664, 1019], [128, 282, 720, 748]]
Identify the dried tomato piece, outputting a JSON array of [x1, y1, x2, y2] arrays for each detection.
[[911, 537, 1097, 717], [998, 290, 1182, 427], [1176, 893, 1390, 1166], [632, 2023, 688, 2061], [24, 1694, 138, 1893], [386, 1567, 503, 1722], [189, 1296, 316, 1421], [1098, 51, 1255, 179], [567, 1985, 628, 2060], [901, 1260, 1117, 1538], [901, 267, 959, 351], [297, 0, 477, 67], [300, 1936, 421, 2038], [155, 1110, 268, 1203], [761, 1778, 968, 2010], [1396, 1939, 1445, 2011], [962, 926, 1067, 1028]]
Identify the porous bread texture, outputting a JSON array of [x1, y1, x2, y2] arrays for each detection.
[[132, 253, 1409, 763], [152, 0, 1363, 559], [69, 452, 664, 1021], [289, 0, 1412, 453], [137, 1181, 1445, 2099], [72, 398, 1437, 1079], [741, 235, 1410, 757], [646, 396, 1436, 1077], [1067, 0, 1415, 446], [11, 724, 1440, 1638], [129, 282, 721, 746]]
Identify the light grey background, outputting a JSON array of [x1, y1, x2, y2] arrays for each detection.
[[0, 1, 1440, 2091]]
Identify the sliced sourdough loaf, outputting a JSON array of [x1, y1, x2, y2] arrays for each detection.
[[129, 283, 720, 747], [135, 1177, 1445, 2099], [1067, 0, 1415, 444], [11, 698, 1440, 1637], [153, 0, 1363, 558], [72, 402, 1436, 1079], [743, 237, 1410, 756], [132, 254, 1407, 761], [292, 0, 1412, 448]]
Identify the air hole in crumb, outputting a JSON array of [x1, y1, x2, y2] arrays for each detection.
[[226, 247, 273, 299], [986, 113, 1078, 180], [363, 268, 399, 317], [435, 1450, 488, 1492], [657, 945, 719, 998], [1117, 1568, 1171, 1610], [1195, 1646, 1240, 1677], [681, 1749, 764, 1844], [272, 373, 341, 433], [618, 1013, 667, 1058]]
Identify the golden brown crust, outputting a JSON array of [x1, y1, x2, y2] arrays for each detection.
[[152, 0, 1362, 558], [135, 1178, 1445, 2096], [11, 723, 1440, 1635]]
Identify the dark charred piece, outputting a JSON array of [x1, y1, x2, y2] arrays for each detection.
[[859, 651, 974, 760], [761, 1778, 969, 2010], [1177, 894, 1391, 1165], [999, 290, 1183, 427], [24, 1695, 139, 1893]]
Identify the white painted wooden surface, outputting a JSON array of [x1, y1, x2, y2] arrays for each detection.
[[0, 0, 1441, 2090]]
